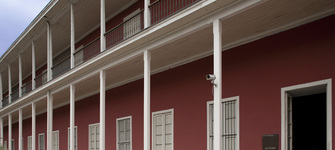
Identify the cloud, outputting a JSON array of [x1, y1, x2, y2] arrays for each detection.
[[0, 0, 50, 57]]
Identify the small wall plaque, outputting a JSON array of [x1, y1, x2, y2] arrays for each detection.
[[262, 134, 278, 150]]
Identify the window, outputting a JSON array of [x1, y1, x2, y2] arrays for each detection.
[[152, 109, 173, 150], [28, 136, 32, 150], [4, 141, 7, 150], [207, 96, 239, 150], [21, 138, 23, 150], [11, 139, 14, 150], [39, 133, 45, 150], [53, 131, 59, 150], [123, 9, 141, 39], [89, 123, 100, 150], [68, 126, 78, 150], [117, 116, 132, 150]]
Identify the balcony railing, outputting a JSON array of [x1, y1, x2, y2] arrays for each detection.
[[2, 96, 9, 108], [1, 0, 201, 109], [52, 56, 71, 78], [74, 37, 101, 66], [35, 71, 47, 88], [75, 0, 200, 65], [150, 0, 200, 25], [21, 81, 32, 96], [11, 89, 19, 102], [105, 10, 144, 49]]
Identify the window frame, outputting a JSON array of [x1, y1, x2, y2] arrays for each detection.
[[4, 141, 7, 150], [88, 123, 100, 150], [207, 96, 240, 150], [28, 136, 32, 150], [116, 116, 132, 150], [38, 133, 45, 150], [11, 139, 14, 150], [68, 126, 78, 150], [52, 130, 59, 150], [152, 108, 174, 150]]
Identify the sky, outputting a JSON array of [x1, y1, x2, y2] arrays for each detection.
[[0, 0, 50, 57]]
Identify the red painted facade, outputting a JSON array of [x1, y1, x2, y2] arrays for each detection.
[[2, 15, 334, 150]]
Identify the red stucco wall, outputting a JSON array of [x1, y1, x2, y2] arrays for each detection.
[[2, 15, 334, 150]]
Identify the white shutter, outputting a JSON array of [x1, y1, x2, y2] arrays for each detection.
[[165, 113, 173, 150], [153, 109, 173, 150], [39, 134, 45, 150], [117, 116, 132, 150], [154, 114, 163, 150], [52, 131, 59, 150], [89, 124, 100, 150], [28, 136, 32, 150], [96, 125, 100, 150]]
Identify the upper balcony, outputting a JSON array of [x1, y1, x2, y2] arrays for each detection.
[[0, 0, 204, 108]]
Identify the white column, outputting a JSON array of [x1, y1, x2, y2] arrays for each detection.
[[144, 0, 151, 28], [0, 117, 3, 145], [100, 70, 106, 150], [8, 114, 12, 150], [0, 73, 3, 108], [19, 109, 23, 150], [213, 19, 222, 150], [100, 0, 106, 51], [8, 65, 12, 103], [143, 50, 151, 150], [70, 4, 75, 68], [70, 84, 75, 150], [19, 54, 22, 97], [46, 22, 53, 81], [32, 42, 36, 90], [47, 91, 53, 150], [32, 102, 36, 150]]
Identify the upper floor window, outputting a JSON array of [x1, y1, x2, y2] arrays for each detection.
[[117, 116, 132, 150], [152, 109, 174, 150], [123, 9, 141, 39], [207, 96, 239, 150]]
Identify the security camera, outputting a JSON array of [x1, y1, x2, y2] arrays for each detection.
[[206, 74, 216, 81]]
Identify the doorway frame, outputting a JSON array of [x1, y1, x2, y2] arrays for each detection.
[[281, 79, 332, 150]]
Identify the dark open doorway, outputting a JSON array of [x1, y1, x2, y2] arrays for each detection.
[[292, 93, 327, 150]]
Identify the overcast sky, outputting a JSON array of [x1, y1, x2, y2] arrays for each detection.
[[0, 0, 50, 57]]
